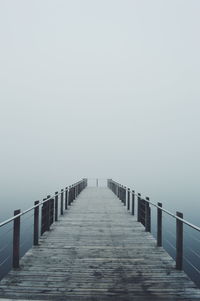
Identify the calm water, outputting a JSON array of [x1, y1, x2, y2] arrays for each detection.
[[0, 182, 200, 288], [0, 190, 63, 280]]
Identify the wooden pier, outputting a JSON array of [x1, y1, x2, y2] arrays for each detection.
[[0, 186, 200, 300]]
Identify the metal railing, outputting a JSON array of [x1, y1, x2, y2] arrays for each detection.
[[0, 178, 87, 276], [107, 179, 200, 286]]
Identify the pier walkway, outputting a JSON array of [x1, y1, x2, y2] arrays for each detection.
[[0, 187, 199, 300]]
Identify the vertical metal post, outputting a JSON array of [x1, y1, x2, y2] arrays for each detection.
[[131, 190, 135, 215], [68, 187, 70, 205], [55, 192, 58, 221], [124, 187, 127, 206], [137, 193, 141, 222], [176, 211, 183, 270], [34, 201, 39, 246], [127, 188, 130, 211], [46, 195, 51, 231], [61, 189, 64, 215], [157, 202, 162, 247], [50, 198, 54, 225], [72, 186, 74, 202], [145, 197, 151, 232], [41, 198, 46, 235], [13, 209, 21, 268], [65, 187, 68, 210], [69, 187, 72, 205]]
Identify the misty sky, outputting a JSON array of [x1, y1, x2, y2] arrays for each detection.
[[0, 0, 200, 220]]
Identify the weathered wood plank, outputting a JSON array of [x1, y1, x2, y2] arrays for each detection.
[[0, 187, 199, 300]]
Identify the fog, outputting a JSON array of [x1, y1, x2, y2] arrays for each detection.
[[0, 0, 200, 221]]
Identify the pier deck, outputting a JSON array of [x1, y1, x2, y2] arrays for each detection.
[[0, 187, 199, 300]]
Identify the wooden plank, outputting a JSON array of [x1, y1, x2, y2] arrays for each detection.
[[0, 187, 199, 300]]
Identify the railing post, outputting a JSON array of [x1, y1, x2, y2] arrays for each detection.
[[73, 186, 76, 200], [46, 195, 51, 231], [72, 186, 74, 202], [127, 188, 130, 211], [145, 197, 151, 232], [55, 192, 58, 221], [50, 198, 54, 226], [71, 186, 73, 203], [124, 187, 126, 206], [137, 193, 141, 222], [61, 189, 64, 215], [69, 187, 71, 205], [65, 187, 68, 210], [131, 190, 135, 215], [75, 185, 77, 198], [13, 209, 21, 268], [157, 202, 162, 247], [34, 201, 39, 246], [41, 198, 46, 235], [176, 211, 183, 270]]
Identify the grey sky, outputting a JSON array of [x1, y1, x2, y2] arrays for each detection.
[[0, 0, 200, 219]]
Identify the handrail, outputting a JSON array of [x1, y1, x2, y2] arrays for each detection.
[[0, 178, 88, 272], [109, 179, 200, 232], [107, 178, 200, 276], [0, 179, 85, 228]]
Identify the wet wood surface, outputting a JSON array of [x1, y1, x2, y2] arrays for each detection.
[[0, 187, 199, 300]]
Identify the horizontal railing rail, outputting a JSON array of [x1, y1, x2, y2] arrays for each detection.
[[107, 178, 200, 285], [0, 178, 87, 274], [107, 179, 200, 231], [0, 179, 87, 228]]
